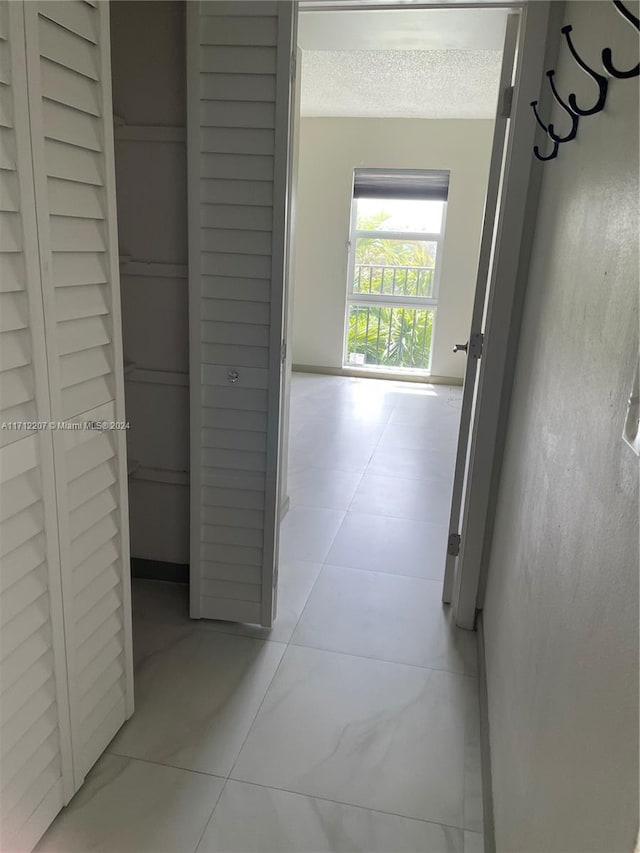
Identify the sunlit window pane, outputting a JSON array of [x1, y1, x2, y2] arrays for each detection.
[[355, 198, 444, 234]]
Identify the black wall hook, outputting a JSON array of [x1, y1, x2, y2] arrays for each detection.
[[533, 139, 560, 162], [530, 100, 550, 133], [530, 101, 560, 160], [561, 25, 609, 115], [602, 0, 640, 78], [546, 70, 580, 142]]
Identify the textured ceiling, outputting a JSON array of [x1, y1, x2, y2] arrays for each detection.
[[300, 49, 503, 119], [298, 9, 509, 51]]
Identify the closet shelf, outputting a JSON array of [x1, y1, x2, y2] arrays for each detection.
[[125, 366, 189, 388], [119, 257, 188, 279], [129, 465, 190, 486], [114, 123, 186, 143]]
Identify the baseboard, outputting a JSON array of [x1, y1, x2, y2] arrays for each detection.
[[292, 363, 463, 386], [476, 611, 496, 853], [131, 557, 188, 584]]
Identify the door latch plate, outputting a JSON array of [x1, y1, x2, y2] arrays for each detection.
[[469, 333, 484, 359]]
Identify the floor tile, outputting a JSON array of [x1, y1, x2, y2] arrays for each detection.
[[291, 390, 394, 426], [326, 512, 448, 580], [388, 399, 462, 426], [308, 436, 379, 472], [231, 645, 467, 828], [349, 473, 453, 525], [202, 561, 323, 644], [464, 678, 484, 832], [132, 578, 192, 669], [109, 632, 286, 776], [379, 421, 460, 453], [292, 566, 476, 673], [464, 831, 485, 853], [367, 445, 456, 482], [198, 781, 464, 853], [280, 506, 346, 562], [386, 385, 458, 409], [288, 467, 364, 511], [298, 416, 388, 446], [36, 754, 223, 853]]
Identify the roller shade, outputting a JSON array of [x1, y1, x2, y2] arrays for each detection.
[[353, 168, 450, 201]]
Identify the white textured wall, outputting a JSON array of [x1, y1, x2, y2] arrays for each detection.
[[291, 118, 494, 379], [483, 3, 639, 850]]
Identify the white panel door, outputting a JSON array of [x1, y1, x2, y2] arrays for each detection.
[[443, 2, 551, 628], [23, 0, 134, 784], [0, 3, 74, 849], [188, 1, 296, 626]]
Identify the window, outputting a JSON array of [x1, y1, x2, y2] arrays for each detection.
[[345, 169, 449, 373]]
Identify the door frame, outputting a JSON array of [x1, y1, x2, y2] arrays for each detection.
[[283, 0, 553, 629], [444, 0, 553, 629]]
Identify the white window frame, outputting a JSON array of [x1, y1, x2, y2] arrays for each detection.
[[343, 195, 448, 373]]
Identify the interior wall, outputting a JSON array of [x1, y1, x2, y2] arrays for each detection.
[[482, 2, 639, 850], [291, 117, 494, 379], [110, 1, 189, 567]]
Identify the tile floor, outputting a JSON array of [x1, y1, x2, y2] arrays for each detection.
[[37, 373, 484, 853]]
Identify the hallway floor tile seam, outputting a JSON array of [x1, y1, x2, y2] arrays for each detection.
[[286, 635, 478, 680], [193, 777, 229, 853], [104, 749, 227, 784], [288, 467, 368, 512], [209, 776, 473, 838], [316, 558, 448, 584]]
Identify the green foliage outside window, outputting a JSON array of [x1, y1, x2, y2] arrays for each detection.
[[348, 211, 435, 370]]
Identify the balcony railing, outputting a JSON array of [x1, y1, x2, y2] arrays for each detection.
[[346, 262, 436, 371], [346, 303, 434, 371], [353, 263, 435, 299]]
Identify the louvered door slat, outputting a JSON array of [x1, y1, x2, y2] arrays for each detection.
[[76, 612, 121, 672], [1, 677, 56, 760], [42, 100, 102, 151], [0, 7, 73, 849], [1, 564, 47, 625], [40, 2, 98, 44], [0, 644, 52, 721], [23, 0, 133, 792], [0, 534, 45, 594], [39, 16, 99, 81], [45, 139, 103, 185], [1, 733, 60, 818], [2, 757, 60, 845]]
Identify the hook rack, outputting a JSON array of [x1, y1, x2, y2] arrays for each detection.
[[531, 0, 639, 162]]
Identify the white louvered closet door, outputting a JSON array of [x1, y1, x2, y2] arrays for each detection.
[[188, 1, 295, 626], [22, 0, 134, 785], [0, 2, 74, 850]]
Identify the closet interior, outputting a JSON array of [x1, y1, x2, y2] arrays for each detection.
[[110, 0, 191, 588]]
